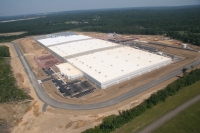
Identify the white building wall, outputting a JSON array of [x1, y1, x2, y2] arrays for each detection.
[[99, 59, 171, 89]]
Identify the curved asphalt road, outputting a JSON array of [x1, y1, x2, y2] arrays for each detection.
[[12, 42, 200, 110], [139, 94, 200, 133]]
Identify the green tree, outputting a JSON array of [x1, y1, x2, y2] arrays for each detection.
[[182, 67, 188, 76]]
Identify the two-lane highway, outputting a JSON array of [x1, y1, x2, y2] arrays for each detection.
[[12, 42, 200, 110]]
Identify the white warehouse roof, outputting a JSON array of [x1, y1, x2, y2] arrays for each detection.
[[48, 39, 118, 57], [38, 35, 91, 46], [56, 63, 83, 80], [67, 47, 171, 88], [37, 33, 172, 89]]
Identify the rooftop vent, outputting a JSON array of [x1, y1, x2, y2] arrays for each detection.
[[99, 72, 101, 74]]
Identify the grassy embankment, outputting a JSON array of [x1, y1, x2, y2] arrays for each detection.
[[113, 80, 200, 133], [153, 100, 200, 133]]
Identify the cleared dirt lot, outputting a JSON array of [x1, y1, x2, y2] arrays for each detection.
[[12, 76, 180, 133], [10, 33, 200, 133], [15, 38, 50, 80], [14, 35, 200, 105], [0, 43, 43, 133]]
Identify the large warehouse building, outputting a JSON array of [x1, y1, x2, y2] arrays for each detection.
[[37, 33, 172, 89]]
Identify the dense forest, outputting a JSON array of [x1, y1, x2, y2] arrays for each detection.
[[83, 68, 200, 133], [0, 5, 200, 45], [0, 46, 31, 103]]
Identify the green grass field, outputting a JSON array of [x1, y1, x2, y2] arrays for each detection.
[[154, 101, 200, 133], [112, 80, 200, 133]]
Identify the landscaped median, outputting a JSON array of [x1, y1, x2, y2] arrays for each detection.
[[82, 69, 200, 133]]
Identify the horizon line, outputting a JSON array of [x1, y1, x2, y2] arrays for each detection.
[[1, 4, 200, 17]]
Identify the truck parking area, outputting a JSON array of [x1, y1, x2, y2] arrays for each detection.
[[41, 68, 96, 98]]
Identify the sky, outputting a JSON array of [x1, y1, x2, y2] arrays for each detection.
[[0, 0, 200, 16]]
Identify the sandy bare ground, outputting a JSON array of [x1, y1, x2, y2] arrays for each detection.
[[9, 33, 200, 133], [11, 68, 200, 133], [0, 43, 44, 132], [12, 77, 179, 133], [0, 32, 26, 36], [0, 102, 30, 133]]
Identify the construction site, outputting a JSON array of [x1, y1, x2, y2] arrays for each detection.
[[36, 33, 172, 90], [9, 31, 200, 133], [12, 32, 200, 103]]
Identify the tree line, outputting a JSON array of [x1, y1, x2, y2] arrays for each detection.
[[0, 5, 200, 46], [83, 68, 200, 133], [0, 46, 31, 103]]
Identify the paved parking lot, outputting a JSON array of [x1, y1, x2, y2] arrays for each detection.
[[41, 68, 96, 98], [126, 42, 158, 53], [120, 41, 176, 59]]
